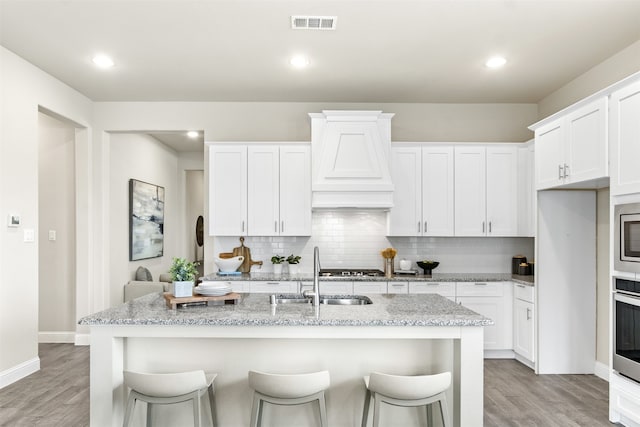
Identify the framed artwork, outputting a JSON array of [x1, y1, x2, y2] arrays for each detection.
[[129, 179, 165, 261]]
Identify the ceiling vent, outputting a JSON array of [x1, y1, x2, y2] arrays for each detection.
[[291, 16, 337, 30]]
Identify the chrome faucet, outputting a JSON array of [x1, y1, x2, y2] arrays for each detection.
[[303, 246, 321, 306]]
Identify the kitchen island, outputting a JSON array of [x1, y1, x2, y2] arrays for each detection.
[[80, 292, 491, 427]]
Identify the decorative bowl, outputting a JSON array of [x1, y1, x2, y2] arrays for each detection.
[[214, 256, 244, 272], [416, 261, 440, 275]]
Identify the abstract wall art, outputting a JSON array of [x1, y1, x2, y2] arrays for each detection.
[[129, 179, 165, 261]]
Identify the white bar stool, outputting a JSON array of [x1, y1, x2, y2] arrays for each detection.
[[248, 370, 330, 427], [123, 370, 217, 427], [361, 371, 451, 427]]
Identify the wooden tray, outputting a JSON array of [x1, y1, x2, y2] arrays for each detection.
[[163, 292, 241, 309]]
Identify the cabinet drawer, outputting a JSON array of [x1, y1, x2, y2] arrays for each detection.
[[456, 281, 505, 297], [409, 282, 455, 297], [388, 282, 409, 294], [201, 280, 248, 293], [353, 281, 387, 294], [301, 281, 353, 295], [514, 283, 534, 303], [250, 281, 297, 293]]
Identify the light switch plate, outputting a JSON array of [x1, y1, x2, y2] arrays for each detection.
[[48, 230, 56, 241], [24, 229, 35, 242]]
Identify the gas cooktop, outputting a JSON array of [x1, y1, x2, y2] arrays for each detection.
[[319, 269, 385, 277]]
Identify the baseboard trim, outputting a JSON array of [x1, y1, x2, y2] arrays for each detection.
[[74, 333, 90, 346], [594, 361, 609, 382], [514, 353, 535, 370], [38, 331, 76, 343], [485, 349, 515, 359], [0, 357, 40, 389]]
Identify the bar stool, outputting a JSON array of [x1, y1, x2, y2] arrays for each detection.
[[248, 370, 330, 427], [123, 370, 217, 427], [361, 371, 451, 427]]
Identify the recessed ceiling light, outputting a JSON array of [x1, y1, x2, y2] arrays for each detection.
[[485, 56, 507, 69], [290, 55, 310, 69], [92, 54, 114, 69], [187, 131, 199, 138]]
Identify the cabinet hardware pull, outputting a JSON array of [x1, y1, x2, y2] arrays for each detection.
[[558, 164, 563, 179], [489, 221, 492, 233], [526, 308, 531, 320], [418, 222, 421, 233], [275, 221, 278, 232], [427, 283, 440, 286], [482, 222, 485, 233], [266, 282, 279, 285], [517, 284, 525, 288], [475, 282, 488, 286], [242, 221, 245, 233], [392, 284, 403, 287], [281, 221, 284, 233], [564, 164, 569, 178], [424, 221, 428, 233]]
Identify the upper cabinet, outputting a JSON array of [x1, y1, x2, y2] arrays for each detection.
[[534, 97, 608, 190], [388, 145, 454, 236], [455, 145, 518, 236], [209, 143, 311, 237], [610, 79, 640, 196]]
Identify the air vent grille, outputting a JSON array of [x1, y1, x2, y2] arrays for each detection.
[[291, 15, 337, 30]]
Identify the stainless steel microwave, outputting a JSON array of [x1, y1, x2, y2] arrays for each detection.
[[615, 203, 640, 273]]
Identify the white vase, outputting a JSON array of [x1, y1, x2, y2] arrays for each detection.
[[273, 264, 283, 274], [171, 280, 194, 298], [288, 264, 299, 275]]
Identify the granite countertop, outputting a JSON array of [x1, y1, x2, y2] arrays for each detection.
[[202, 272, 535, 286], [79, 292, 493, 327]]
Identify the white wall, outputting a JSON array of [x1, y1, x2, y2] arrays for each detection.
[[185, 170, 204, 264], [0, 47, 92, 385], [38, 112, 76, 337], [213, 210, 534, 275], [108, 133, 180, 304]]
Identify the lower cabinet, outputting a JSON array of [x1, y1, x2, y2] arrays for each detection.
[[202, 280, 249, 293], [300, 281, 353, 295], [353, 281, 388, 294], [250, 281, 297, 293], [456, 282, 513, 351], [408, 282, 456, 302], [513, 283, 535, 363], [387, 281, 409, 294]]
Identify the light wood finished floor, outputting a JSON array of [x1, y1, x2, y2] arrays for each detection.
[[0, 345, 619, 426]]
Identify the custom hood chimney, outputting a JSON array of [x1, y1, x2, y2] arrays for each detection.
[[309, 110, 395, 208]]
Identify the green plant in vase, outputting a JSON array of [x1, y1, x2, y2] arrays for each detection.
[[271, 255, 285, 274], [169, 257, 199, 297], [286, 254, 301, 275]]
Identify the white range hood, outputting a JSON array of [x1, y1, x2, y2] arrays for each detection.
[[309, 110, 395, 209]]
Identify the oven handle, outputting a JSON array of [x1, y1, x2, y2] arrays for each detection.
[[614, 292, 640, 305]]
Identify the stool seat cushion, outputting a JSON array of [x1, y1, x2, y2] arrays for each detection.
[[124, 370, 216, 398], [365, 372, 451, 401], [248, 370, 330, 399]]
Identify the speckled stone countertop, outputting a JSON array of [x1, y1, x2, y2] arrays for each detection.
[[79, 292, 493, 327], [203, 272, 535, 286]]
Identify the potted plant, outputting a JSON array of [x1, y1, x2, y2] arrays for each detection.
[[168, 257, 199, 297], [271, 255, 285, 274], [286, 254, 301, 275]]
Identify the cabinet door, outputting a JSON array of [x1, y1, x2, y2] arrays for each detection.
[[486, 146, 518, 236], [610, 80, 640, 196], [457, 296, 506, 350], [535, 121, 564, 190], [409, 282, 456, 301], [209, 145, 247, 236], [388, 146, 422, 236], [514, 298, 535, 362], [280, 145, 312, 236], [353, 281, 387, 294], [301, 281, 353, 295], [454, 146, 486, 236], [250, 281, 297, 293], [423, 146, 454, 236], [248, 146, 279, 236], [388, 281, 409, 294], [565, 97, 607, 184], [517, 143, 535, 237]]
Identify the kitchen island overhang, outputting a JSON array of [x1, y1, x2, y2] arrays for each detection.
[[80, 293, 491, 427]]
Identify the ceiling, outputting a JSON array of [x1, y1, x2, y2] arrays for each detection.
[[1, 0, 640, 104]]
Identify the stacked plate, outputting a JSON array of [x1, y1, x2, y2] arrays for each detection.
[[194, 282, 232, 296]]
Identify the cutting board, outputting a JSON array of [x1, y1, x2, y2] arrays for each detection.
[[163, 292, 241, 309]]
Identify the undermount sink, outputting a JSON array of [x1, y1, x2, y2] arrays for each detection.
[[269, 294, 373, 306]]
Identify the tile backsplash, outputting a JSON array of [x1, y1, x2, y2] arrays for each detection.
[[213, 210, 534, 274]]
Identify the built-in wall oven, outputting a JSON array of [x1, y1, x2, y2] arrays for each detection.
[[614, 202, 640, 273], [613, 277, 640, 383]]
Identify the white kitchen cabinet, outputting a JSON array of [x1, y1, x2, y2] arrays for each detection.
[[513, 283, 535, 364], [610, 79, 640, 196], [203, 280, 249, 293], [517, 142, 535, 237], [456, 282, 513, 351], [209, 143, 311, 237], [353, 281, 387, 294], [454, 145, 517, 236], [409, 282, 456, 301], [389, 145, 454, 236], [534, 97, 607, 190], [387, 281, 409, 294], [209, 145, 247, 236], [250, 281, 298, 293], [300, 281, 353, 295]]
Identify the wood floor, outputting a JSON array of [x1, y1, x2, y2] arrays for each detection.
[[0, 344, 618, 426]]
